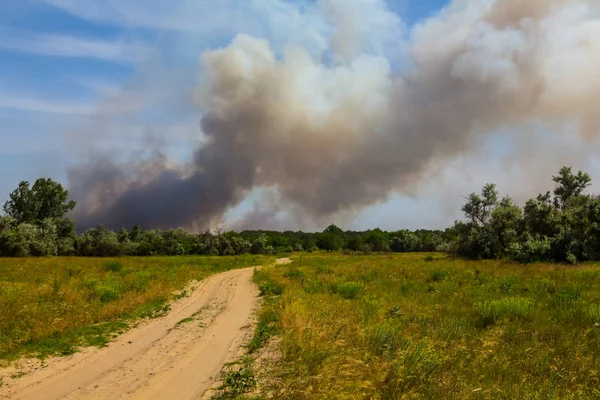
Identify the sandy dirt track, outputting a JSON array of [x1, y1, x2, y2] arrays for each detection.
[[1, 266, 260, 400]]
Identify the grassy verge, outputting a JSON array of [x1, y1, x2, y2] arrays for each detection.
[[238, 253, 600, 399], [0, 255, 274, 362]]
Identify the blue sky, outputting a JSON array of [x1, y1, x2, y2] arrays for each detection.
[[3, 0, 596, 231]]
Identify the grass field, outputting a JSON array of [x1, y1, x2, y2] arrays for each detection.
[[247, 253, 600, 400], [0, 255, 274, 362]]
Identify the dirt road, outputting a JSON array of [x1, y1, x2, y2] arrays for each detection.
[[1, 266, 260, 400]]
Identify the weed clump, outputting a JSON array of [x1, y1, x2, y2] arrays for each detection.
[[219, 367, 257, 395], [587, 304, 600, 324], [368, 324, 401, 357], [378, 340, 441, 398], [431, 270, 449, 282], [499, 276, 517, 294], [258, 281, 284, 296], [254, 269, 284, 296], [283, 266, 304, 280], [94, 280, 121, 303], [104, 261, 123, 273], [475, 297, 533, 325], [555, 287, 580, 307], [247, 308, 279, 353], [302, 278, 324, 294], [335, 282, 363, 299]]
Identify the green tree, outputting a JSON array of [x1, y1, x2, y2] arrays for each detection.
[[347, 235, 364, 252], [3, 178, 76, 224], [390, 230, 418, 252], [489, 197, 523, 256], [324, 224, 344, 236], [552, 167, 591, 210], [364, 228, 389, 252], [461, 184, 498, 227], [317, 232, 343, 252]]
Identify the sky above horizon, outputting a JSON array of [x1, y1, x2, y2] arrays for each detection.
[[2, 0, 600, 232]]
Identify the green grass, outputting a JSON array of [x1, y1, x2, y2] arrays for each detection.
[[0, 255, 274, 361], [474, 297, 533, 325], [334, 282, 363, 299], [242, 253, 600, 399]]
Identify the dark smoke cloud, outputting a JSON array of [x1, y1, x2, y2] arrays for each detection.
[[70, 0, 600, 230]]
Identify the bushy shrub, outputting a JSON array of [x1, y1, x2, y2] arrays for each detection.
[[7, 223, 38, 257], [278, 245, 293, 254], [2, 219, 58, 257], [390, 231, 418, 252], [292, 242, 304, 252], [77, 225, 123, 257], [508, 234, 552, 263], [250, 234, 270, 255]]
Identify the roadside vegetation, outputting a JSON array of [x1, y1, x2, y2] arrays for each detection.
[[0, 255, 273, 362], [240, 253, 600, 399]]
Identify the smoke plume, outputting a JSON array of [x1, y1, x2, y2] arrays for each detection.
[[70, 0, 600, 231]]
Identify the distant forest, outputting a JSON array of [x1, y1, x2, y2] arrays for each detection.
[[1, 166, 599, 264]]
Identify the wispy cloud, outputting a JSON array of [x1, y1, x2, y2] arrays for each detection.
[[38, 0, 329, 51], [74, 77, 124, 96], [38, 0, 251, 32], [0, 26, 150, 62], [0, 95, 94, 114], [0, 93, 146, 115]]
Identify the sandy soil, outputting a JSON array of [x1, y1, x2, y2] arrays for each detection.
[[0, 266, 260, 400], [275, 257, 292, 265]]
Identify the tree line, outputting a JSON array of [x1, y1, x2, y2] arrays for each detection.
[[1, 166, 598, 263], [0, 178, 448, 257]]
